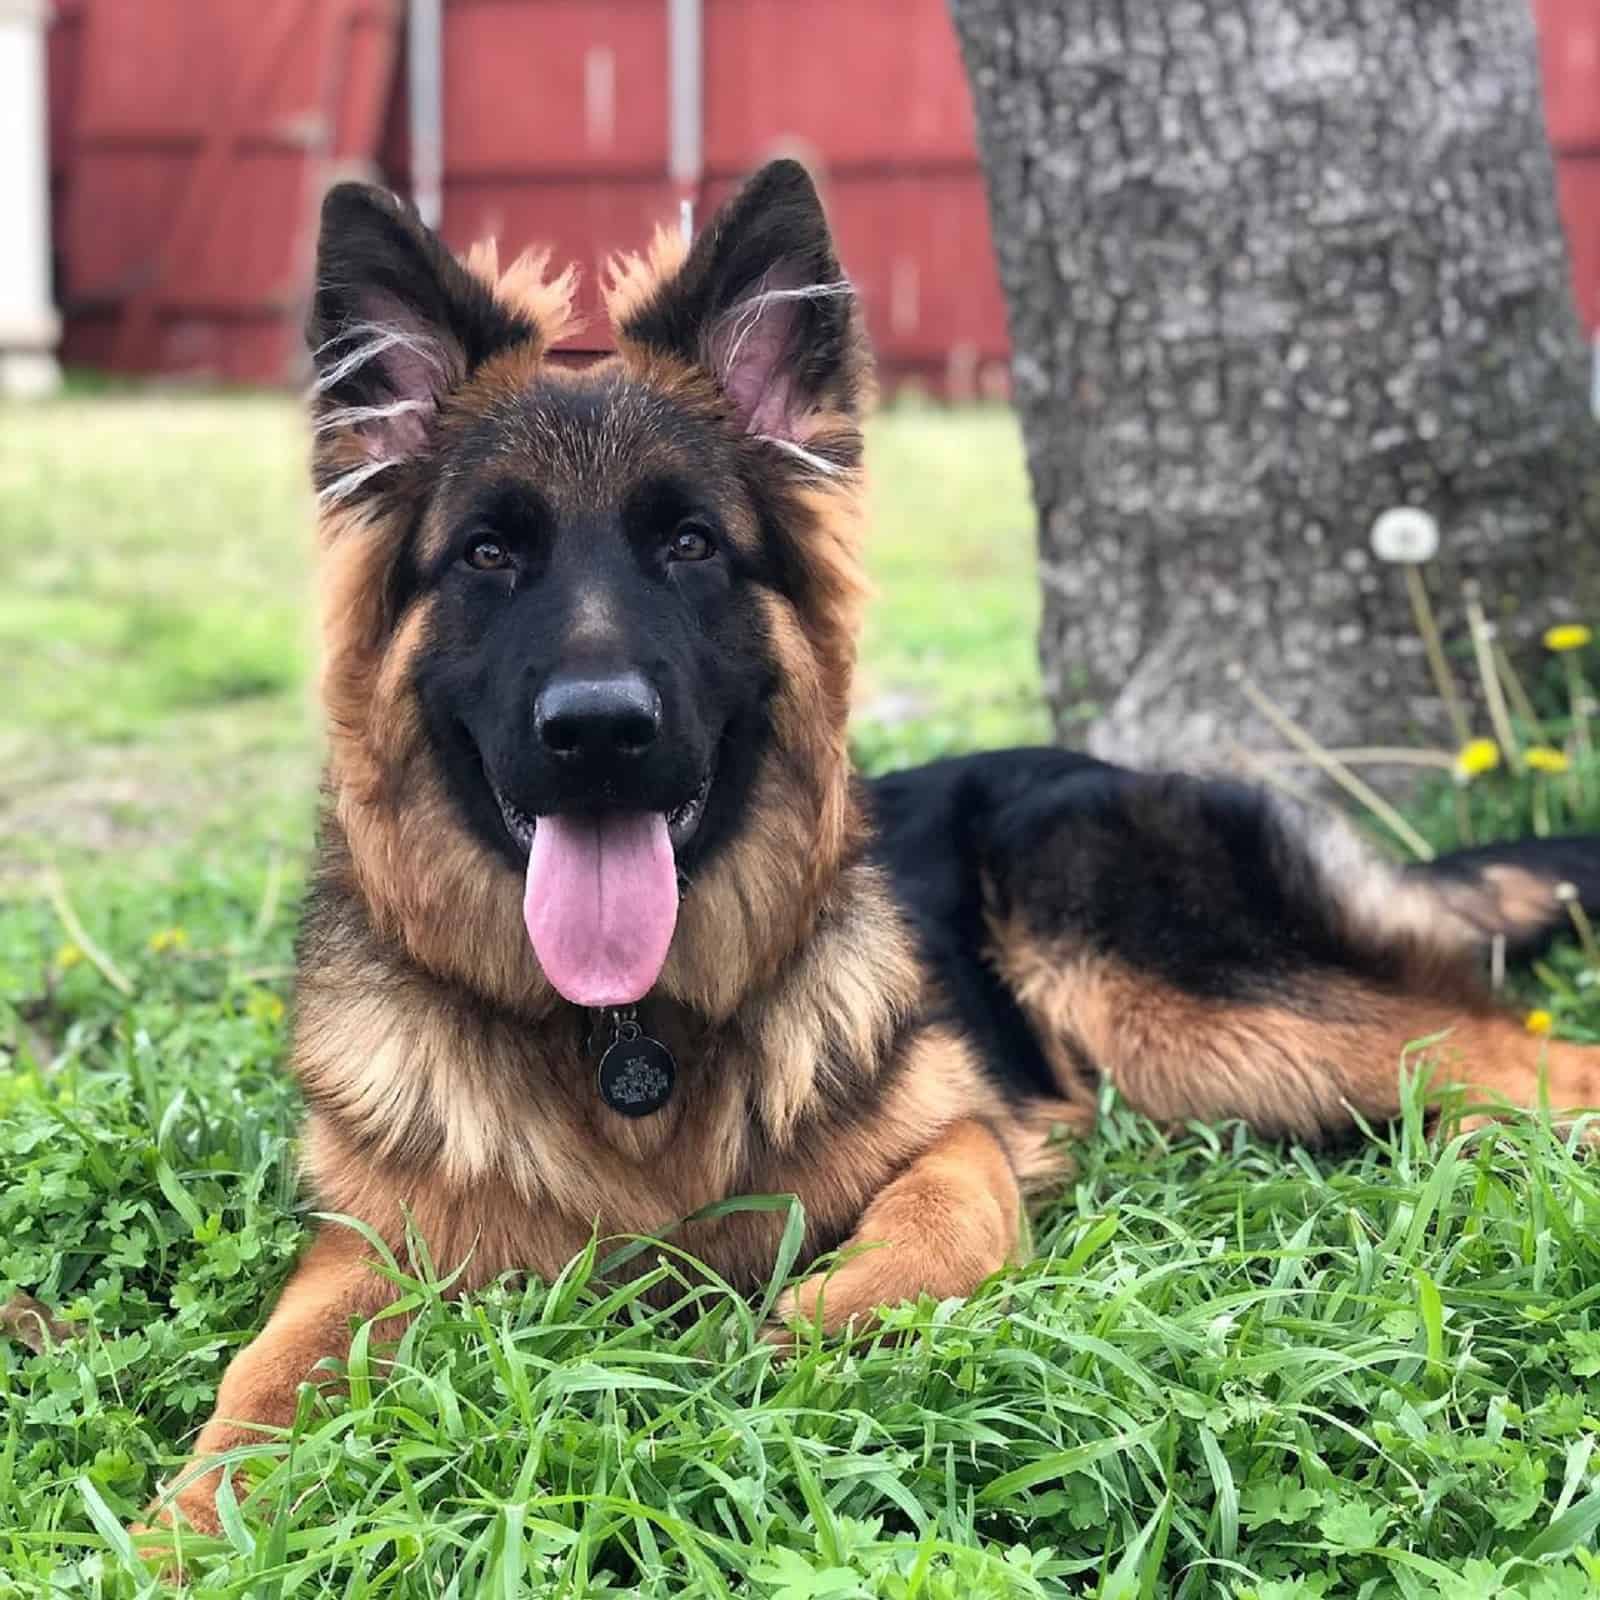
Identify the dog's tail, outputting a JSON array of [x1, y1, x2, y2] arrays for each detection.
[[1406, 835, 1600, 960]]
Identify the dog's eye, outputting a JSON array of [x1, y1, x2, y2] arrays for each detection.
[[667, 522, 715, 563], [464, 537, 512, 572]]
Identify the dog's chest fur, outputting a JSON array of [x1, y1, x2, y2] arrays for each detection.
[[288, 853, 1032, 1290]]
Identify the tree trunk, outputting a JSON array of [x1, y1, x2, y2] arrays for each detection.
[[950, 0, 1600, 776]]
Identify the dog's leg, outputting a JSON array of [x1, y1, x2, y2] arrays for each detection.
[[139, 1223, 398, 1538], [1007, 962, 1600, 1141], [980, 766, 1600, 1142], [772, 1120, 1024, 1336]]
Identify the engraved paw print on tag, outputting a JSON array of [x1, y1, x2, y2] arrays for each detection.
[[596, 1011, 676, 1116]]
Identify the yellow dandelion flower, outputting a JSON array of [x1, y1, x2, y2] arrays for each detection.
[[54, 942, 83, 970], [147, 926, 190, 954], [1524, 746, 1570, 775], [1524, 1009, 1553, 1036], [1453, 738, 1501, 781], [1543, 624, 1593, 653], [245, 990, 286, 1026]]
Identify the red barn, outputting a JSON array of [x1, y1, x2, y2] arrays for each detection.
[[43, 0, 1600, 387]]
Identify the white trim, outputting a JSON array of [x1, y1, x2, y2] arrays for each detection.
[[0, 0, 60, 394], [0, 311, 61, 348]]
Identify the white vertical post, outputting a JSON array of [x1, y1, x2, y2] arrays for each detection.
[[408, 0, 444, 230], [667, 0, 702, 205], [0, 0, 61, 397]]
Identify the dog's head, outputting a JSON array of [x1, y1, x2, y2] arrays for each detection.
[[309, 161, 871, 1017]]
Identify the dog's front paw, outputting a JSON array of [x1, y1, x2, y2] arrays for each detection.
[[762, 1247, 899, 1344], [127, 1515, 206, 1587], [127, 1466, 227, 1583]]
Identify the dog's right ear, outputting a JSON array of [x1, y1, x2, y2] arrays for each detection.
[[307, 184, 535, 506]]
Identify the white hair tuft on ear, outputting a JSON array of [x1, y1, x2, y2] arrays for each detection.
[[316, 458, 403, 507], [755, 436, 846, 477]]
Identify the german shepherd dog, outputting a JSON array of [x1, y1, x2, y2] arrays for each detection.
[[155, 161, 1600, 1533]]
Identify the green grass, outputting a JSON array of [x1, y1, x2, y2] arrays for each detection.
[[0, 395, 318, 882], [3, 394, 1600, 1597]]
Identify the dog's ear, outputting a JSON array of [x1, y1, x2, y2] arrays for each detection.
[[306, 184, 535, 505], [615, 160, 868, 450]]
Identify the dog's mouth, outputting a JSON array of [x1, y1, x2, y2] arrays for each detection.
[[492, 766, 713, 859], [491, 764, 714, 1010]]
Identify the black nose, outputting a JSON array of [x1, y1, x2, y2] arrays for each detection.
[[535, 671, 662, 761]]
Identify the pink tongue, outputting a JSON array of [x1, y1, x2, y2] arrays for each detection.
[[523, 812, 678, 1007]]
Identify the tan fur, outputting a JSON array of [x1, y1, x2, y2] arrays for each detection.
[[1287, 802, 1562, 967], [294, 856, 927, 1216], [322, 579, 548, 1012], [739, 862, 922, 1145], [772, 1118, 1025, 1337], [464, 238, 585, 348], [603, 225, 691, 330], [0, 1292, 74, 1354], [991, 912, 1600, 1142], [1288, 802, 1484, 961]]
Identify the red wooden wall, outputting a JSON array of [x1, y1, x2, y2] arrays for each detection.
[[44, 0, 1007, 388], [1535, 0, 1600, 335], [420, 0, 1008, 389], [49, 0, 400, 382], [43, 0, 1600, 386]]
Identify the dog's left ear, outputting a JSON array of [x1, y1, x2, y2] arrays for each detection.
[[615, 160, 868, 448]]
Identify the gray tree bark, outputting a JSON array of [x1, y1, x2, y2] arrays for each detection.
[[950, 0, 1600, 773]]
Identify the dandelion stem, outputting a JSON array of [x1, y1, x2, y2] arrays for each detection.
[[1493, 642, 1544, 742], [1463, 585, 1522, 773], [1229, 744, 1322, 806], [1564, 655, 1594, 807], [1557, 883, 1600, 973], [1231, 667, 1435, 861], [1247, 746, 1455, 771], [1404, 564, 1471, 747], [43, 867, 133, 997]]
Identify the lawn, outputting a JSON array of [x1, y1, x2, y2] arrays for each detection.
[[2, 393, 1599, 1598]]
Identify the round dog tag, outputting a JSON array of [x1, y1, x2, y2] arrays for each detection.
[[597, 1028, 677, 1117]]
